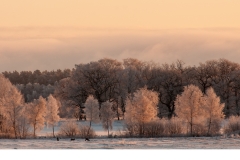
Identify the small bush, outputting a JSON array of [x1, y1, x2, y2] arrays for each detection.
[[0, 132, 13, 139], [205, 118, 222, 136], [223, 116, 240, 134], [124, 122, 139, 137], [58, 121, 80, 137], [78, 125, 96, 138], [144, 120, 165, 137], [125, 120, 165, 137], [192, 123, 207, 137], [164, 117, 186, 136], [124, 117, 222, 137]]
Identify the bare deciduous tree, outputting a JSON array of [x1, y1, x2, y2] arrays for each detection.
[[204, 87, 225, 135], [0, 74, 26, 138], [84, 95, 99, 138], [125, 87, 159, 136], [175, 85, 205, 136], [100, 101, 115, 137], [46, 94, 60, 137], [27, 96, 47, 138]]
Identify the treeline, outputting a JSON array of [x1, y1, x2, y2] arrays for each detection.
[[2, 69, 71, 104], [55, 58, 240, 120], [1, 57, 240, 138], [15, 83, 55, 102], [2, 69, 71, 85], [3, 58, 240, 120]]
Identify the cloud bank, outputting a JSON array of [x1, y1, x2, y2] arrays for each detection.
[[0, 28, 240, 72]]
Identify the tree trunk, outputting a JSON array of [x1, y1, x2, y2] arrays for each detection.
[[107, 120, 109, 137], [34, 126, 36, 138], [53, 126, 55, 138], [207, 118, 212, 136], [13, 121, 17, 139], [190, 123, 193, 136], [116, 103, 120, 121], [33, 123, 36, 138], [87, 121, 92, 138]]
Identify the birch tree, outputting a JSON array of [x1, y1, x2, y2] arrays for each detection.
[[175, 85, 205, 136], [84, 95, 99, 138], [0, 74, 26, 138], [100, 101, 115, 137], [27, 96, 47, 137], [204, 87, 225, 135], [4, 87, 24, 138], [46, 94, 60, 137], [125, 87, 159, 136]]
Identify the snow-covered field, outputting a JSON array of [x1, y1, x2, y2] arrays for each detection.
[[1, 137, 240, 149], [1, 120, 240, 149]]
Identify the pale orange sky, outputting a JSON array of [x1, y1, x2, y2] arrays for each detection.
[[1, 0, 240, 71], [1, 0, 240, 29]]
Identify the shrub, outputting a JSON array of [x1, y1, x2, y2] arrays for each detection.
[[125, 120, 165, 137], [78, 125, 96, 138], [58, 121, 80, 137], [124, 122, 139, 137], [124, 117, 222, 137], [205, 118, 222, 136], [144, 120, 165, 137], [223, 116, 240, 134], [192, 123, 207, 137], [164, 117, 186, 136]]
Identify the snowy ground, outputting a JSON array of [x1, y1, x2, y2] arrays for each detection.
[[1, 137, 240, 149], [1, 120, 240, 149]]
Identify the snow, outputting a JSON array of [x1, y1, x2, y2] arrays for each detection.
[[1, 119, 240, 149], [0, 137, 240, 149]]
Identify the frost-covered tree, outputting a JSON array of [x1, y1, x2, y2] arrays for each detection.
[[74, 58, 122, 106], [146, 61, 184, 118], [190, 60, 218, 94], [3, 69, 71, 85], [204, 87, 225, 135], [231, 72, 240, 116], [84, 95, 99, 138], [175, 85, 205, 136], [0, 74, 26, 138], [17, 114, 31, 139], [27, 96, 47, 137], [46, 94, 60, 137], [100, 101, 115, 137], [123, 58, 145, 95], [55, 77, 88, 120], [125, 87, 159, 124], [4, 87, 25, 138], [125, 87, 159, 136]]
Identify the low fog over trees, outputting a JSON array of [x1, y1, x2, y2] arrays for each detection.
[[2, 58, 240, 138]]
